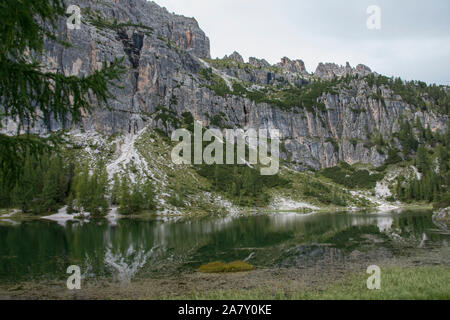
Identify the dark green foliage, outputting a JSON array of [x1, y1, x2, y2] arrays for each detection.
[[182, 111, 194, 125], [385, 149, 403, 165], [199, 68, 214, 81], [181, 111, 195, 132], [196, 164, 289, 207], [142, 181, 157, 211], [119, 177, 156, 215], [168, 193, 186, 208], [365, 74, 391, 88], [365, 74, 449, 115], [0, 0, 125, 188], [210, 77, 232, 97], [320, 163, 384, 190], [66, 192, 75, 215], [39, 159, 62, 213], [178, 120, 289, 207], [73, 162, 109, 218], [8, 153, 38, 212], [304, 177, 348, 207], [395, 124, 449, 204], [0, 153, 72, 214], [397, 120, 419, 154], [396, 171, 443, 204], [198, 68, 232, 97], [232, 82, 248, 96], [434, 192, 450, 210], [0, 134, 63, 194], [155, 106, 181, 133], [210, 113, 227, 128], [110, 173, 121, 205], [415, 145, 430, 173]]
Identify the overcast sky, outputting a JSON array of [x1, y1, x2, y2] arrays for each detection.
[[153, 0, 450, 85]]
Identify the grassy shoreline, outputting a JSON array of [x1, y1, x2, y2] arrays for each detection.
[[0, 202, 435, 221], [1, 252, 448, 300], [170, 266, 450, 300]]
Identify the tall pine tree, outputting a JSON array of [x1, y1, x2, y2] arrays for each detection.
[[0, 0, 125, 189]]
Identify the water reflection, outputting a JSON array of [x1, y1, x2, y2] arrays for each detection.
[[105, 245, 159, 283], [0, 210, 447, 283]]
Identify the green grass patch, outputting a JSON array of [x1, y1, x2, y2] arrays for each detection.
[[176, 266, 450, 300]]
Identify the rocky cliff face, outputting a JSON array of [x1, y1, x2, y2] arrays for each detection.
[[22, 0, 448, 170], [314, 62, 373, 80]]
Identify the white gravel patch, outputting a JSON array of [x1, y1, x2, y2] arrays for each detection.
[[270, 197, 319, 211]]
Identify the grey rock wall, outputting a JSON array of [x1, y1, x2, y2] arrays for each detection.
[[30, 0, 448, 170]]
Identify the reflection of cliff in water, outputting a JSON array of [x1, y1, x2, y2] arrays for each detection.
[[0, 210, 447, 283]]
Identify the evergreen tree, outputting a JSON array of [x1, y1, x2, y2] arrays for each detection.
[[242, 168, 254, 196], [415, 145, 429, 173], [438, 146, 448, 173], [231, 181, 238, 197], [88, 165, 108, 218], [129, 184, 144, 213], [142, 180, 156, 211], [214, 165, 220, 187], [75, 162, 91, 212], [396, 177, 404, 200], [414, 118, 424, 137], [0, 0, 125, 188], [111, 173, 121, 206], [119, 177, 132, 215], [40, 169, 59, 213], [425, 125, 434, 144], [398, 120, 418, 154], [66, 192, 75, 215], [12, 153, 37, 213], [230, 166, 240, 196]]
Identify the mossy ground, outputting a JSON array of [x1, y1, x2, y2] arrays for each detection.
[[177, 266, 450, 300], [198, 261, 255, 273], [1, 246, 447, 300]]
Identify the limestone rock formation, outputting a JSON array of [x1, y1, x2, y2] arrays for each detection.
[[9, 0, 447, 171], [225, 51, 245, 63], [314, 62, 372, 80], [249, 57, 271, 68], [277, 57, 308, 76]]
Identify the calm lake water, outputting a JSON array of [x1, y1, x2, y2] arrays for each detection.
[[0, 210, 448, 283]]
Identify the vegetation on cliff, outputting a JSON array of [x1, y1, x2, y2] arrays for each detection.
[[0, 0, 125, 191]]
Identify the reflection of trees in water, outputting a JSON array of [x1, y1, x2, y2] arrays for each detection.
[[104, 245, 159, 283], [57, 212, 450, 276], [276, 245, 349, 268], [78, 218, 241, 279], [0, 210, 444, 282]]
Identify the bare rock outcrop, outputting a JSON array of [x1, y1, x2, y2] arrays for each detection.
[[12, 0, 447, 171]]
